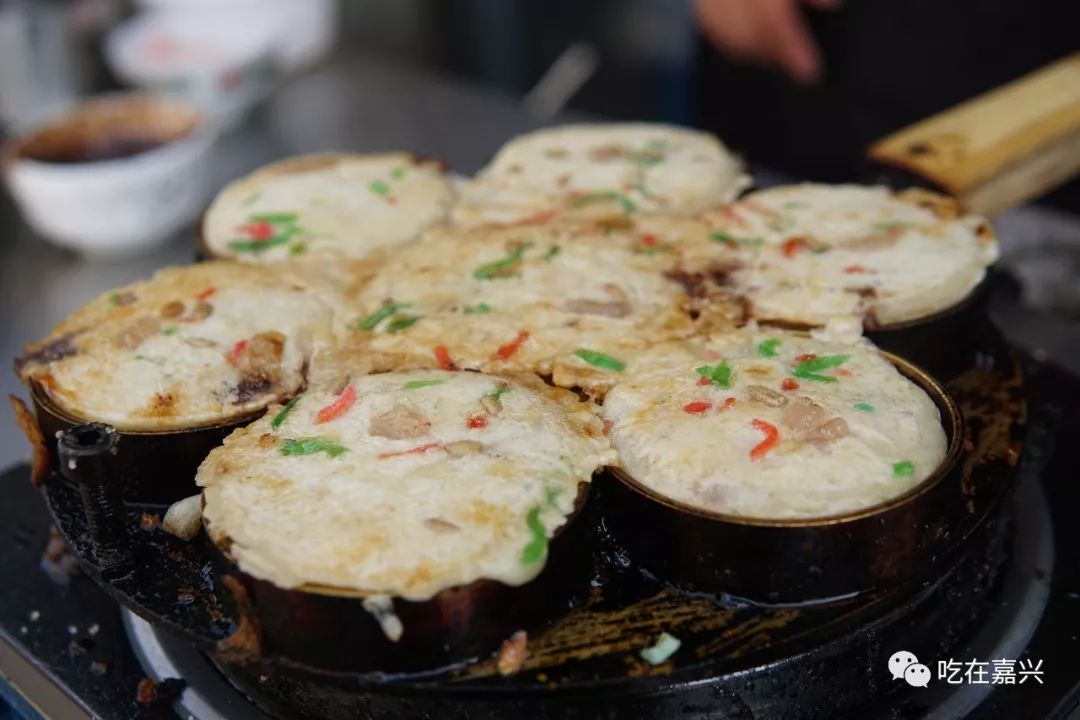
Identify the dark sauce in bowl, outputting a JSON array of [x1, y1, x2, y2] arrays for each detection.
[[8, 95, 200, 168], [21, 135, 169, 164]]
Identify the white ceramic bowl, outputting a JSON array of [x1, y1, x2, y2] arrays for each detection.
[[130, 0, 339, 73], [104, 8, 280, 128], [2, 94, 217, 256]]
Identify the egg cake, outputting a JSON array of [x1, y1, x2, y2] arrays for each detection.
[[202, 153, 456, 264], [451, 123, 750, 228], [337, 221, 747, 396], [16, 262, 332, 431], [602, 329, 948, 519], [694, 184, 998, 326], [197, 370, 615, 600]]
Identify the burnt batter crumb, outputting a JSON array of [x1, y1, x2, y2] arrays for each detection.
[[136, 677, 186, 707], [14, 336, 78, 374]]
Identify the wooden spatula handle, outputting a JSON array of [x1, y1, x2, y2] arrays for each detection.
[[868, 52, 1080, 217]]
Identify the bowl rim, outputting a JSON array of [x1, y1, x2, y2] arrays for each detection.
[[606, 350, 964, 528], [104, 6, 282, 83]]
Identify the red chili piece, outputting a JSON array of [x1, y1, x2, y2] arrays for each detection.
[[749, 419, 780, 460], [227, 339, 248, 365], [682, 401, 712, 415], [237, 221, 274, 240], [493, 330, 530, 360], [378, 442, 443, 460], [314, 384, 357, 425], [843, 265, 866, 274], [466, 415, 488, 429], [781, 237, 808, 258], [781, 378, 800, 391], [434, 345, 456, 371]]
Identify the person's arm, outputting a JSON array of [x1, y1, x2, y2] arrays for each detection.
[[692, 0, 841, 84]]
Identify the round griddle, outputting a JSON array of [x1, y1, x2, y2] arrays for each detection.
[[36, 323, 1025, 719]]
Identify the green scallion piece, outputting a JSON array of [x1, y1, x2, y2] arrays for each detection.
[[873, 221, 910, 231], [162, 325, 180, 336], [626, 150, 663, 168], [369, 180, 390, 196], [695, 361, 732, 388], [490, 383, 512, 401], [854, 402, 876, 412], [569, 191, 636, 215], [281, 436, 348, 458], [463, 303, 493, 314], [796, 372, 838, 383], [289, 242, 307, 256], [386, 315, 421, 333], [793, 354, 850, 383], [246, 212, 293, 223], [472, 245, 531, 280], [758, 338, 781, 357], [796, 355, 850, 372], [271, 395, 303, 429], [390, 166, 408, 180], [249, 212, 297, 223], [574, 349, 626, 372], [403, 379, 445, 390], [542, 245, 561, 262], [228, 233, 293, 254], [892, 461, 915, 477], [351, 303, 409, 331], [520, 506, 547, 565], [640, 632, 681, 665]]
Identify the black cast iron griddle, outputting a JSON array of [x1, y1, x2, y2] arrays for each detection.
[[31, 322, 1027, 719]]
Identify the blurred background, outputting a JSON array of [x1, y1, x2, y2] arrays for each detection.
[[0, 0, 1077, 470]]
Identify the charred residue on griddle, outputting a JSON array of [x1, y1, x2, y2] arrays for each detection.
[[136, 676, 186, 707], [214, 575, 263, 662], [41, 525, 79, 583]]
